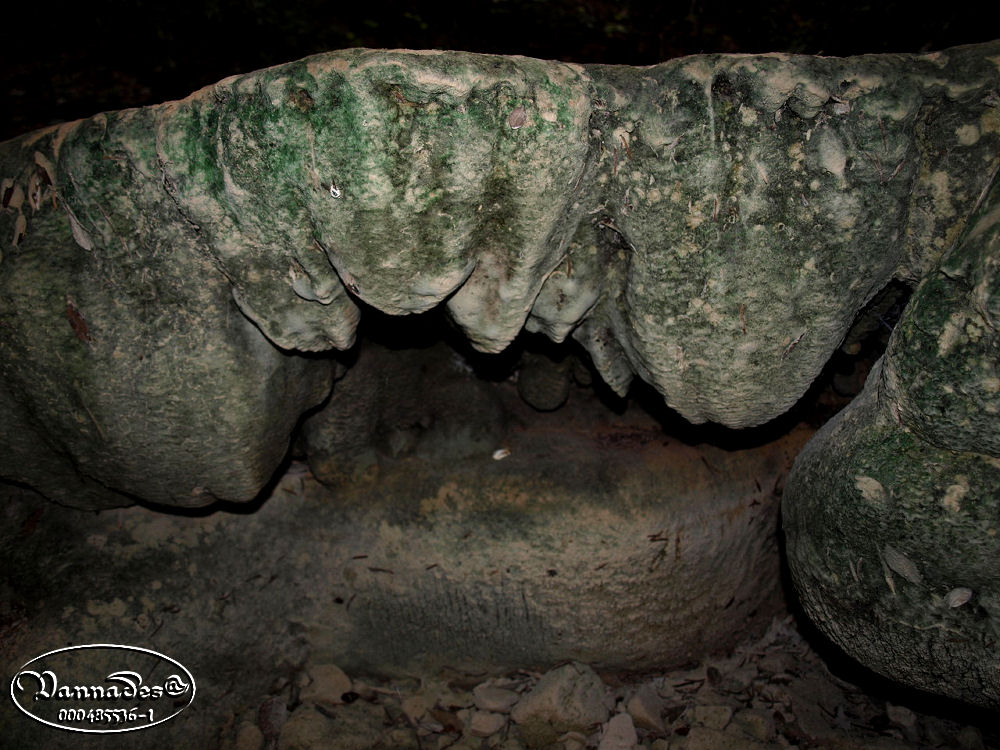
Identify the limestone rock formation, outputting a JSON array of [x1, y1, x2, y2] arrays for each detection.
[[783, 174, 1000, 709], [1, 41, 999, 714], [2, 43, 998, 509]]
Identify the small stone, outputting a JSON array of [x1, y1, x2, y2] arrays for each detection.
[[235, 720, 264, 750], [729, 708, 775, 742], [350, 680, 378, 701], [654, 679, 681, 702], [756, 653, 793, 676], [430, 706, 465, 733], [402, 694, 431, 725], [385, 728, 421, 749], [787, 675, 845, 741], [417, 719, 444, 736], [474, 684, 522, 713], [558, 730, 589, 750], [277, 707, 337, 750], [447, 735, 488, 749], [300, 663, 352, 708], [509, 662, 611, 748], [626, 684, 666, 734], [258, 696, 289, 741], [671, 665, 707, 691], [648, 741, 670, 750], [758, 682, 793, 706], [683, 726, 770, 750], [885, 703, 920, 743], [719, 665, 758, 694], [598, 713, 638, 749], [470, 711, 507, 737], [691, 704, 733, 730], [956, 725, 986, 750]]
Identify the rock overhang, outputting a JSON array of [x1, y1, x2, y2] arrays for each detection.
[[3, 46, 996, 504], [152, 44, 997, 430], [1, 41, 999, 711]]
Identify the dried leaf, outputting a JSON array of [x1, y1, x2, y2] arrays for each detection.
[[883, 545, 922, 585], [508, 106, 528, 130], [66, 298, 93, 343], [945, 587, 973, 608]]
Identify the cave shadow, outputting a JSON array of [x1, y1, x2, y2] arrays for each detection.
[[136, 278, 908, 519]]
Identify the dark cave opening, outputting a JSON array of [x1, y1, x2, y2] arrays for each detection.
[[281, 277, 913, 484]]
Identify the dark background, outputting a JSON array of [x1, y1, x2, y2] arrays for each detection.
[[1, 0, 997, 141]]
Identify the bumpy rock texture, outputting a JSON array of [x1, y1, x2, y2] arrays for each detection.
[[1, 415, 801, 748], [783, 173, 1000, 710], [1, 42, 999, 713], [1, 43, 998, 508]]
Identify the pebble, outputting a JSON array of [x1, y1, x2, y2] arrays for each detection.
[[719, 664, 758, 693], [509, 662, 610, 748], [597, 713, 638, 749], [299, 663, 352, 708], [729, 707, 775, 741], [384, 728, 419, 748], [474, 683, 522, 713], [691, 703, 733, 730], [275, 706, 337, 750], [558, 730, 589, 750], [256, 615, 999, 750], [756, 652, 794, 676], [683, 725, 771, 750], [470, 710, 507, 737], [450, 737, 487, 750], [401, 693, 431, 725], [235, 721, 264, 750], [257, 695, 288, 742], [625, 683, 666, 733]]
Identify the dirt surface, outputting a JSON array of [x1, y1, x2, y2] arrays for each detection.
[[213, 613, 1000, 749]]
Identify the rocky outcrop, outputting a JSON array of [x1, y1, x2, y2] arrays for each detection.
[[2, 43, 998, 508], [1, 42, 999, 713], [783, 174, 1000, 709]]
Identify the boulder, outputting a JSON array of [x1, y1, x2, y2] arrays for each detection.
[[783, 175, 1000, 709]]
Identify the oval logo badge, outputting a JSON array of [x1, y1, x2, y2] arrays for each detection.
[[9, 644, 195, 734]]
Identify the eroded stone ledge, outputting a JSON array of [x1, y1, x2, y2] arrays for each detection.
[[1, 43, 998, 509]]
